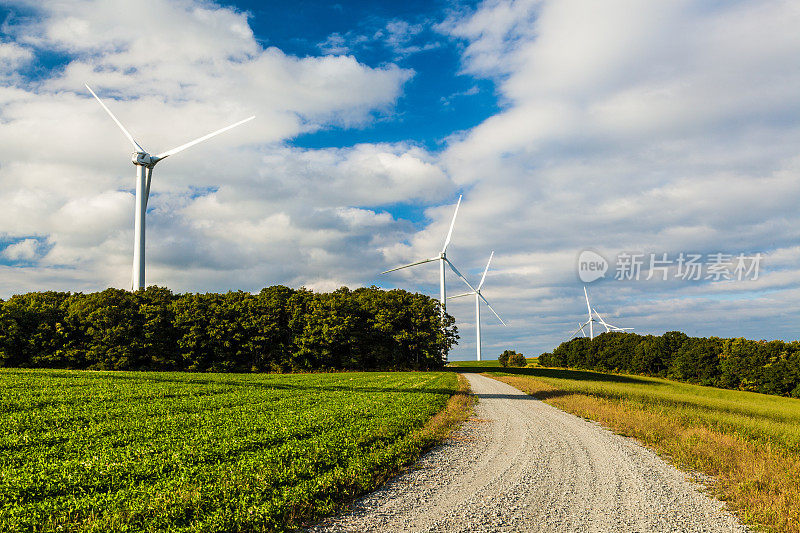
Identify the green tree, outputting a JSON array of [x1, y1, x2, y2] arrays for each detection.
[[1, 291, 71, 368], [62, 289, 144, 370], [668, 337, 723, 386], [508, 352, 526, 367]]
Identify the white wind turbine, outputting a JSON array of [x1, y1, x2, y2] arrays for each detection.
[[566, 286, 633, 340], [381, 195, 473, 321], [86, 84, 255, 291], [447, 251, 506, 361]]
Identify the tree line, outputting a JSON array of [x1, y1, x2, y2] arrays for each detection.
[[0, 286, 458, 372], [539, 332, 800, 397]]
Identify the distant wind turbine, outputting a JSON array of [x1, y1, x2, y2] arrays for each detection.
[[447, 251, 506, 361], [565, 286, 633, 340], [381, 195, 474, 321], [86, 84, 254, 290]]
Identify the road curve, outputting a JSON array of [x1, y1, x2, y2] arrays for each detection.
[[310, 373, 747, 532]]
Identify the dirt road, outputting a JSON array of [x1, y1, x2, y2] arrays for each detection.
[[310, 373, 747, 532]]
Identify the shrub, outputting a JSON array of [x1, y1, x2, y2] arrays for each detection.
[[508, 352, 527, 367], [499, 349, 525, 367]]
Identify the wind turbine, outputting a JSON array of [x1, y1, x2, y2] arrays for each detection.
[[86, 84, 255, 291], [566, 286, 633, 340], [447, 251, 506, 360], [381, 195, 474, 322]]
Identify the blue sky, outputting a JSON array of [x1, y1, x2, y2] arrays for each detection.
[[1, 0, 800, 359], [235, 0, 500, 153]]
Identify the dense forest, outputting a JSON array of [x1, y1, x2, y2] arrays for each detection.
[[539, 332, 800, 397], [0, 286, 458, 372]]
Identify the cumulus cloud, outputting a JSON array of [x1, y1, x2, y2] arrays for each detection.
[[2, 239, 40, 261], [0, 42, 33, 73], [0, 0, 434, 295], [426, 0, 800, 356]]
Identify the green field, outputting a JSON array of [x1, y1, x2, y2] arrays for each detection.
[[0, 369, 459, 532], [466, 364, 800, 532]]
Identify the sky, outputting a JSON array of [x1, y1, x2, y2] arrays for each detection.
[[1, 0, 799, 360]]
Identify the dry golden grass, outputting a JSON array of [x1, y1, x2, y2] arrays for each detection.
[[419, 373, 476, 442], [494, 373, 800, 533]]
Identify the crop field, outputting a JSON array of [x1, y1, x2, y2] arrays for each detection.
[[472, 365, 800, 532], [0, 369, 461, 532]]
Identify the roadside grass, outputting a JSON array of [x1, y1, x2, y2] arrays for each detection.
[[468, 365, 800, 532], [447, 360, 504, 367], [0, 369, 469, 532]]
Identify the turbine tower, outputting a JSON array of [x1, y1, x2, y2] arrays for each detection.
[[447, 251, 506, 360], [86, 84, 254, 290], [381, 195, 471, 320], [566, 286, 633, 340]]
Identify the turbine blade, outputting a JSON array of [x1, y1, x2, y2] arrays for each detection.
[[154, 115, 255, 160], [85, 84, 145, 152], [144, 167, 153, 209], [441, 194, 462, 254], [478, 292, 506, 326], [564, 323, 586, 342], [584, 286, 592, 316], [592, 307, 606, 324], [477, 250, 494, 290], [446, 292, 473, 300], [592, 307, 611, 332], [445, 258, 477, 293], [381, 257, 435, 274]]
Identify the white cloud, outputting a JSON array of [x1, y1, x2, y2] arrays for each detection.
[[426, 0, 800, 357], [0, 42, 33, 73], [319, 17, 441, 59], [2, 239, 40, 261], [0, 0, 428, 295]]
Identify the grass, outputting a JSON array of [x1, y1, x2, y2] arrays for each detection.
[[0, 368, 470, 532], [460, 364, 800, 532], [446, 360, 505, 367]]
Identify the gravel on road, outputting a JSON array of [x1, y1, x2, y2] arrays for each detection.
[[309, 372, 748, 532]]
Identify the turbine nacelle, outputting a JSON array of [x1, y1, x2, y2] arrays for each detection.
[[131, 151, 157, 167]]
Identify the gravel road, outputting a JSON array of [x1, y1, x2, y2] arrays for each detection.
[[309, 372, 748, 532]]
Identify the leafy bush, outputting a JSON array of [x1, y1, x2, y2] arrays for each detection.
[[508, 352, 527, 367], [499, 349, 524, 367]]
